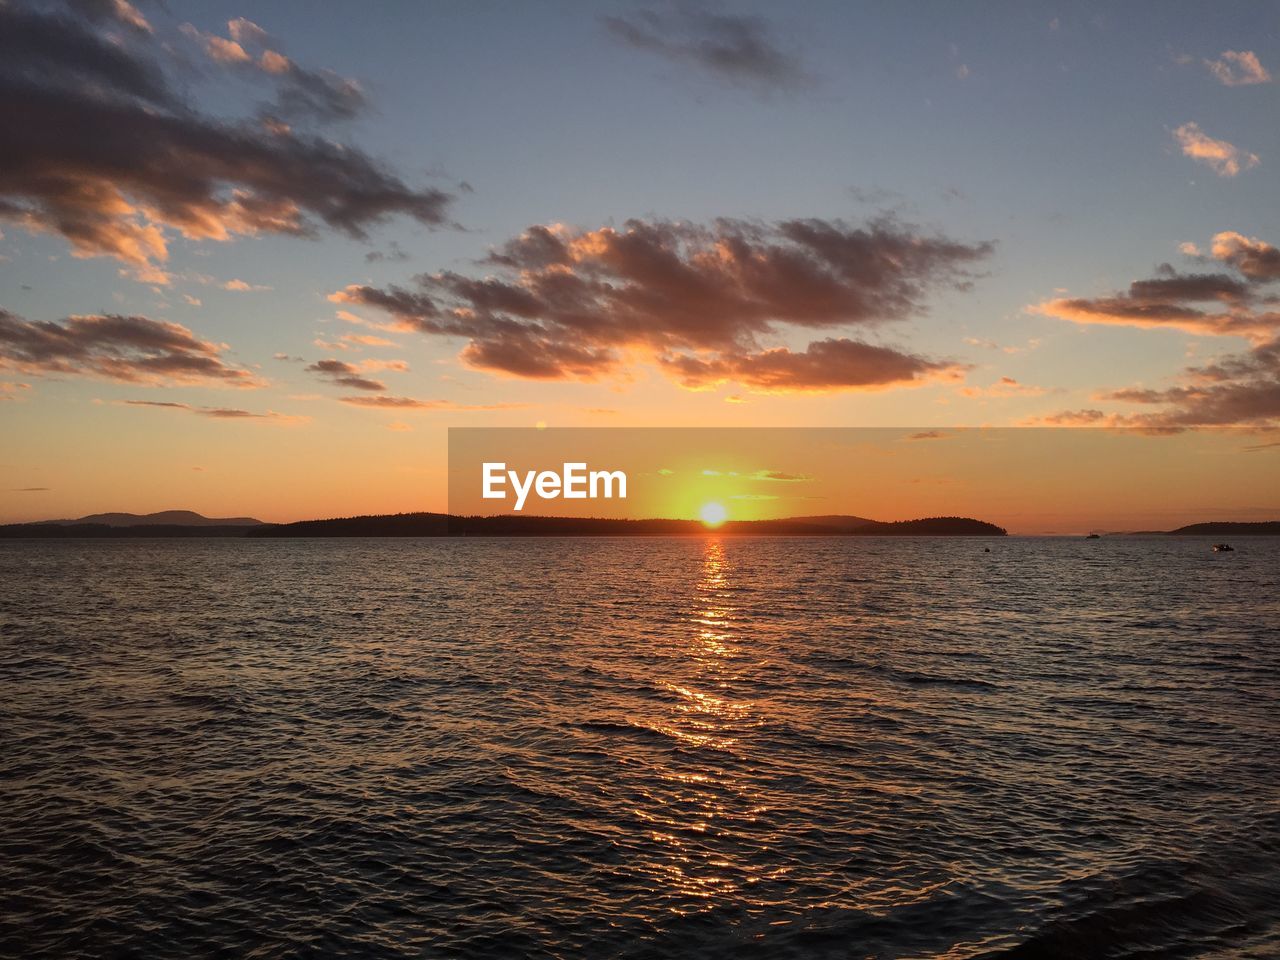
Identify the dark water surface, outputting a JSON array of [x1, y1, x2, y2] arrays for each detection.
[[1, 537, 1278, 959]]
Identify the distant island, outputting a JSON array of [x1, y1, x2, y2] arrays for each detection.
[[1163, 521, 1280, 536], [1102, 521, 1280, 537], [0, 511, 1008, 538]]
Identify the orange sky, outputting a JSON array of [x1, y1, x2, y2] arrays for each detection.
[[446, 428, 1280, 535]]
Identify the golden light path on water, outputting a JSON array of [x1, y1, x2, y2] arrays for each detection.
[[638, 538, 778, 912]]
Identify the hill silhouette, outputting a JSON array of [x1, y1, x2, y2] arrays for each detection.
[[42, 510, 263, 527], [0, 510, 1025, 538], [246, 513, 1007, 537]]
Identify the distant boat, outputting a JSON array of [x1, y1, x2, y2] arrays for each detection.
[[1212, 543, 1234, 552], [1086, 533, 1101, 539]]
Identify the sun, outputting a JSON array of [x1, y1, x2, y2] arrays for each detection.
[[699, 501, 728, 528]]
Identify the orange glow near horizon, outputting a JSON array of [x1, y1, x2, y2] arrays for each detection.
[[442, 427, 1280, 535]]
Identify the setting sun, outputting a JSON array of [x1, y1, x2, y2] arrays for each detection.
[[699, 502, 728, 528]]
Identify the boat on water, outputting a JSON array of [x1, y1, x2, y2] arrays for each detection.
[[1212, 543, 1234, 552], [1086, 533, 1101, 539]]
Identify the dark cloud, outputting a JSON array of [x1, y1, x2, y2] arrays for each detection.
[[0, 308, 256, 385], [1127, 266, 1250, 303], [1, 6, 171, 104], [123, 399, 306, 422], [603, 8, 813, 93], [333, 216, 990, 393], [306, 358, 386, 392], [0, 6, 451, 275], [365, 242, 410, 263], [263, 55, 366, 124], [13, 487, 51, 492], [907, 430, 950, 440], [660, 338, 966, 393]]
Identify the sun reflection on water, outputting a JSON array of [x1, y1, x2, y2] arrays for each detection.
[[636, 537, 782, 914]]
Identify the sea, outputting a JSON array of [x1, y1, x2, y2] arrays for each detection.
[[1, 536, 1278, 959]]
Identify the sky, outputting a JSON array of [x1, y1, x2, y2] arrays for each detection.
[[2, 0, 1279, 524]]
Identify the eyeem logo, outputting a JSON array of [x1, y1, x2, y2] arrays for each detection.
[[482, 462, 627, 511]]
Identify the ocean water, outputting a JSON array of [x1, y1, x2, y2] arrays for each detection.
[[1, 536, 1278, 959]]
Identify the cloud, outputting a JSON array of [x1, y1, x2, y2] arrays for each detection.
[[906, 430, 949, 440], [13, 486, 51, 492], [1032, 260, 1279, 341], [0, 6, 451, 275], [340, 333, 396, 347], [123, 399, 307, 423], [333, 216, 991, 393], [1204, 50, 1271, 87], [227, 17, 270, 47], [1034, 236, 1280, 426], [64, 0, 151, 33], [365, 241, 409, 263], [959, 376, 1049, 398], [337, 395, 526, 411], [1172, 122, 1259, 177], [1033, 409, 1109, 426], [1, 381, 31, 399], [1210, 231, 1280, 282], [182, 25, 251, 64], [659, 338, 967, 393], [0, 308, 257, 385], [749, 470, 811, 482], [221, 279, 271, 292], [306, 358, 386, 392], [184, 18, 368, 123], [602, 8, 813, 93]]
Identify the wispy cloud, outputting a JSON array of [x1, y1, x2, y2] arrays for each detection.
[[1204, 50, 1271, 87], [1173, 122, 1259, 177], [959, 376, 1049, 398], [183, 17, 368, 122], [122, 400, 308, 424], [603, 7, 813, 94], [337, 395, 526, 411], [306, 359, 386, 392], [0, 309, 258, 386]]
